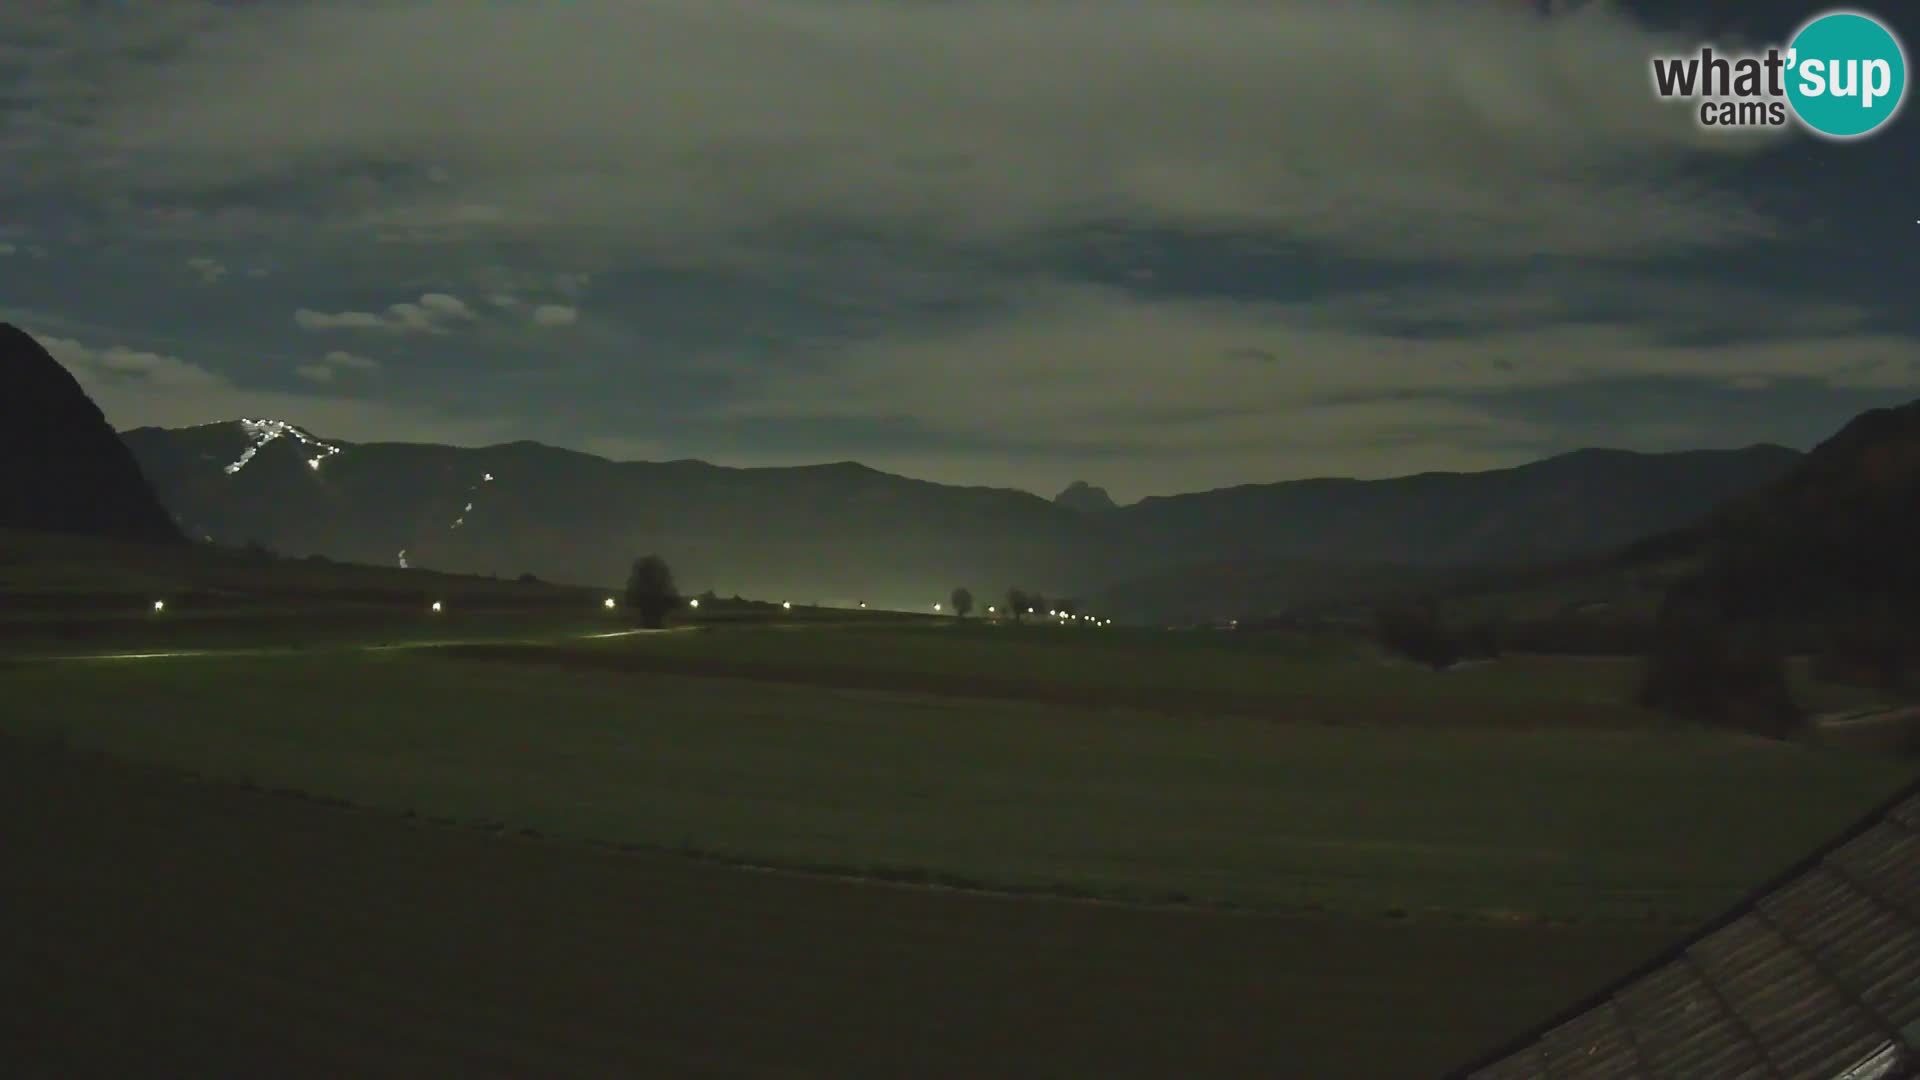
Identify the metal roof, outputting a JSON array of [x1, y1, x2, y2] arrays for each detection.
[[1446, 779, 1920, 1080]]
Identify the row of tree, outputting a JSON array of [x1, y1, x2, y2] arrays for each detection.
[[1371, 582, 1913, 740], [1370, 598, 1499, 670], [626, 560, 1059, 629]]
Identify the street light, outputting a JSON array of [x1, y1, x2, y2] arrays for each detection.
[[151, 600, 165, 613], [603, 597, 617, 610], [688, 598, 700, 609], [783, 601, 793, 610], [934, 602, 942, 612], [430, 601, 443, 613]]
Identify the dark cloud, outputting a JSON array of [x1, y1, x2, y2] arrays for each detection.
[[0, 0, 1914, 498]]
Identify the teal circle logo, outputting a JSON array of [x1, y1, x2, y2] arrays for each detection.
[[1785, 10, 1907, 139]]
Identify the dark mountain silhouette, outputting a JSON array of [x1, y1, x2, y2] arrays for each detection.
[[123, 420, 1803, 613], [1093, 445, 1802, 621], [1343, 397, 1920, 662], [0, 324, 181, 544], [1121, 446, 1802, 567], [1054, 481, 1117, 513], [123, 424, 1112, 606], [1678, 398, 1920, 623]]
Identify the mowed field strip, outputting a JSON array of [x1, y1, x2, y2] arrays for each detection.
[[5, 622, 1911, 924], [0, 736, 1673, 1078]]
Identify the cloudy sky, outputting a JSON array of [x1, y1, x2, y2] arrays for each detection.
[[2, 0, 1915, 501]]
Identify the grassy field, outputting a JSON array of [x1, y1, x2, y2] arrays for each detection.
[[531, 620, 1905, 720], [0, 736, 1673, 1078], [6, 630, 1911, 924], [6, 605, 1914, 1075]]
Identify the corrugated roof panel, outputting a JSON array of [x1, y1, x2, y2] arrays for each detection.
[[1537, 1002, 1644, 1077], [1444, 780, 1920, 1080], [1619, 962, 1772, 1077]]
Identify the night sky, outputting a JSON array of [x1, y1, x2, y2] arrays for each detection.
[[1, 0, 1914, 501]]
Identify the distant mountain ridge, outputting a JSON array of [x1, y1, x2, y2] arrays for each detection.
[[0, 323, 181, 544], [122, 422, 1108, 607], [1055, 481, 1118, 513], [121, 418, 1805, 615]]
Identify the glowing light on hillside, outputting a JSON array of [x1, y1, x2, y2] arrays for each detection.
[[224, 418, 340, 475], [933, 602, 942, 611], [430, 601, 443, 613], [603, 597, 617, 609], [987, 606, 995, 613], [688, 598, 699, 608], [151, 600, 166, 613], [397, 549, 409, 569], [782, 601, 793, 610]]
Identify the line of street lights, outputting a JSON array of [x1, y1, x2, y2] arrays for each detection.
[[141, 592, 1110, 625]]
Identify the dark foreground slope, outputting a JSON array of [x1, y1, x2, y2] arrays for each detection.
[[0, 736, 1667, 1078], [0, 324, 180, 543]]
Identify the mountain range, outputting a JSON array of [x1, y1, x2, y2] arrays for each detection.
[[119, 418, 1801, 617], [1, 323, 181, 545], [1, 319, 1906, 627]]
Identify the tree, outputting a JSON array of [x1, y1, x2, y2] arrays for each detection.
[[1638, 581, 1803, 737], [950, 587, 974, 618], [624, 554, 682, 629], [1374, 596, 1459, 670], [1006, 588, 1029, 624]]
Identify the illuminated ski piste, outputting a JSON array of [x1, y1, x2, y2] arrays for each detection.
[[223, 419, 343, 475], [449, 471, 494, 530]]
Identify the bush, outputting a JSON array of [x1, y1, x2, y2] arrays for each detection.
[[1637, 584, 1803, 738], [1374, 597, 1459, 670]]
